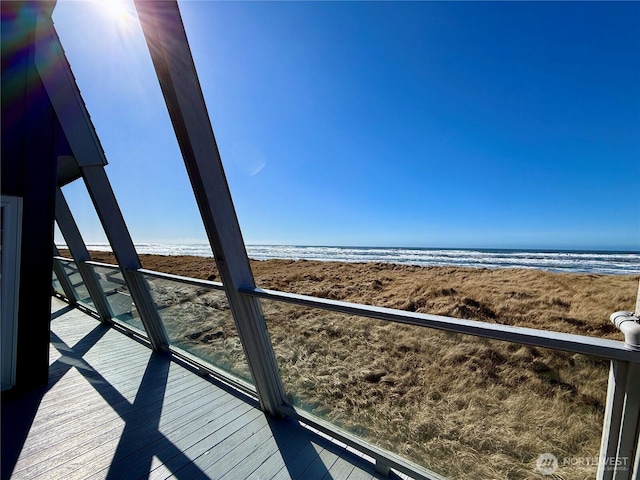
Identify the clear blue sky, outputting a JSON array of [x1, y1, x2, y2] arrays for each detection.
[[53, 1, 639, 251]]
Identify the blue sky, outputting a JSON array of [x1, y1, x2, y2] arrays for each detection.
[[53, 1, 639, 251]]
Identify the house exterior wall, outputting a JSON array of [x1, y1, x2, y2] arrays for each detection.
[[1, 1, 66, 391]]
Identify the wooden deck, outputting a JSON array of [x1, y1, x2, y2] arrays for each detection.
[[1, 298, 395, 480]]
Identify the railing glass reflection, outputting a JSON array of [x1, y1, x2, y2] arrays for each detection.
[[56, 258, 94, 310], [143, 273, 254, 386], [86, 263, 144, 331], [50, 256, 636, 479], [259, 298, 608, 480], [52, 270, 65, 298]]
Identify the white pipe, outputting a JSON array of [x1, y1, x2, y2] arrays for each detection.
[[611, 311, 640, 351]]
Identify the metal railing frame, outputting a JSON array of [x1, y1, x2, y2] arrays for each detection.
[[51, 257, 640, 480]]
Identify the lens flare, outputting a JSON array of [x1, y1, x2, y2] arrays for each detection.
[[99, 0, 132, 25]]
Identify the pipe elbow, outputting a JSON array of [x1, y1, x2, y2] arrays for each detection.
[[611, 311, 640, 351]]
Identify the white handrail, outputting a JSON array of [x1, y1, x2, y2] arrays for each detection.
[[241, 286, 640, 363]]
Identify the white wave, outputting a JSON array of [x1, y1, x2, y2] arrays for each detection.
[[245, 246, 639, 275], [55, 243, 639, 275]]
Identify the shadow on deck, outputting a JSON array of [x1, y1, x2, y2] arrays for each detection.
[[1, 298, 395, 480]]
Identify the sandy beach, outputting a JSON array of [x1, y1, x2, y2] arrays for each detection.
[[83, 250, 638, 339], [65, 250, 638, 479]]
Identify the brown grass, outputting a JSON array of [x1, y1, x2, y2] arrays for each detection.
[[67, 250, 639, 479]]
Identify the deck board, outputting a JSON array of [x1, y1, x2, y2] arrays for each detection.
[[97, 399, 253, 480], [1, 297, 396, 480], [160, 411, 268, 479]]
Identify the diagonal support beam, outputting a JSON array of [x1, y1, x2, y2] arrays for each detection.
[[55, 188, 113, 322], [34, 14, 169, 352], [134, 0, 286, 416], [82, 164, 170, 351]]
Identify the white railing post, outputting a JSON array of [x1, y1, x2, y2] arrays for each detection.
[[598, 359, 640, 480], [632, 430, 640, 480], [598, 360, 629, 480], [614, 361, 640, 480]]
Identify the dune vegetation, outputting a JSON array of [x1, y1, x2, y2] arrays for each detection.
[[68, 251, 639, 479]]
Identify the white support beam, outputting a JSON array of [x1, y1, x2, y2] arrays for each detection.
[[80, 166, 169, 351], [134, 0, 286, 416], [55, 187, 112, 322], [34, 15, 169, 352]]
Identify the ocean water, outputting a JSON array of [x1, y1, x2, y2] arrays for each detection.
[[74, 243, 640, 276]]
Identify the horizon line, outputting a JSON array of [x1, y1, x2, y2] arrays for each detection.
[[55, 242, 640, 254]]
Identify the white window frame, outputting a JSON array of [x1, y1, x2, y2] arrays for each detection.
[[1, 195, 23, 391]]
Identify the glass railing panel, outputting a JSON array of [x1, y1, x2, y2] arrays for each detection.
[[57, 259, 95, 310], [143, 274, 254, 385], [260, 299, 609, 480], [86, 264, 144, 331], [52, 269, 65, 298]]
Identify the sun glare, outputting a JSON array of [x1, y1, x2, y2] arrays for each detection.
[[99, 0, 133, 25]]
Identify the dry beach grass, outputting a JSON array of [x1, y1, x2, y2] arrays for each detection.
[[71, 251, 639, 479]]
